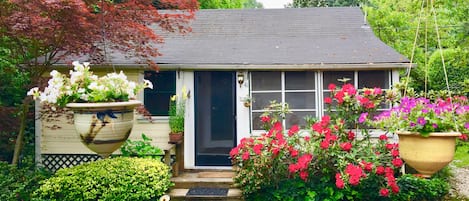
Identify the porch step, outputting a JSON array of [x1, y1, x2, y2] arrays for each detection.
[[168, 171, 243, 201], [171, 171, 236, 189]]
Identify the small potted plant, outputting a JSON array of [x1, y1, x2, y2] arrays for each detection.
[[27, 61, 152, 157], [242, 96, 254, 107], [168, 86, 188, 143], [373, 95, 468, 177]]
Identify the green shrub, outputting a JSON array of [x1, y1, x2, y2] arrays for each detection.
[[0, 161, 51, 201], [428, 48, 469, 92], [392, 174, 449, 201], [34, 157, 172, 200], [120, 133, 164, 160]]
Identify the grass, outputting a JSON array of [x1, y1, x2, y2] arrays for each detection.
[[453, 141, 469, 168]]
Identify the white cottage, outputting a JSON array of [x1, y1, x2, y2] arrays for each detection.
[[37, 7, 409, 170]]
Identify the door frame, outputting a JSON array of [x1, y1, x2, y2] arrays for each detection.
[[182, 71, 251, 169], [194, 71, 237, 166]]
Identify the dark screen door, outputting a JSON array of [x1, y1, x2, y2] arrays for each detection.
[[195, 71, 236, 166]]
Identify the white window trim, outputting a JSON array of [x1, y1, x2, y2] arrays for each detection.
[[250, 71, 318, 133]]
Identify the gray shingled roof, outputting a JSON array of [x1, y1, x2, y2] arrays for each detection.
[[55, 7, 409, 68], [149, 7, 409, 66]]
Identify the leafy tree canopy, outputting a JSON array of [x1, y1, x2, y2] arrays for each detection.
[[198, 0, 263, 9], [0, 0, 198, 70], [289, 0, 365, 8], [365, 0, 469, 92]]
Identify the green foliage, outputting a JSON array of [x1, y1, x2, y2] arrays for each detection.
[[243, 0, 263, 8], [259, 100, 291, 130], [366, 0, 469, 92], [199, 0, 245, 9], [392, 174, 449, 201], [454, 140, 469, 168], [120, 133, 164, 160], [0, 37, 30, 107], [290, 0, 364, 8], [198, 0, 263, 9], [0, 162, 51, 201], [169, 89, 187, 133], [428, 48, 469, 92], [34, 157, 172, 201]]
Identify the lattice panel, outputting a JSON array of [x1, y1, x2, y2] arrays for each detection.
[[41, 154, 174, 172], [41, 154, 102, 172]]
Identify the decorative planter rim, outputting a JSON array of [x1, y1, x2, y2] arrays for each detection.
[[66, 100, 141, 108], [396, 131, 461, 137]]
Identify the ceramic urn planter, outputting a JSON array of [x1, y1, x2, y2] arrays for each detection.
[[396, 131, 461, 177], [66, 100, 141, 158]]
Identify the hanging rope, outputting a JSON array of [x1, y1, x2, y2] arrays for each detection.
[[429, 0, 459, 132], [424, 0, 429, 98], [403, 0, 425, 97], [403, 0, 458, 132], [431, 1, 450, 94]]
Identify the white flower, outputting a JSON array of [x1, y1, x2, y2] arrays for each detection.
[[88, 82, 99, 90], [72, 61, 84, 71], [159, 195, 170, 201], [50, 70, 60, 77], [80, 93, 89, 101], [27, 87, 39, 99], [28, 61, 149, 107], [77, 88, 86, 94], [69, 70, 83, 84]]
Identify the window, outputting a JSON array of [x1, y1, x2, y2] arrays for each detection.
[[251, 71, 317, 130], [249, 70, 392, 132], [322, 70, 391, 118], [144, 71, 176, 116]]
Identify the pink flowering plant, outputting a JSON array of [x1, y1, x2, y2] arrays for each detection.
[[373, 95, 469, 137], [231, 83, 408, 200]]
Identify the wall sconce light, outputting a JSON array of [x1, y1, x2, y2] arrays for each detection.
[[237, 71, 245, 87]]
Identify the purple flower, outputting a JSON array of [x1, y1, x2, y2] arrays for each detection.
[[410, 122, 416, 127], [359, 112, 368, 123], [432, 123, 438, 129], [417, 117, 426, 126], [465, 122, 469, 130]]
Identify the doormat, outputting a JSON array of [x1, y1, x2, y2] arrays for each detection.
[[186, 187, 228, 196], [198, 171, 235, 178]]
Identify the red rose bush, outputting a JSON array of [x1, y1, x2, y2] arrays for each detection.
[[231, 84, 405, 200]]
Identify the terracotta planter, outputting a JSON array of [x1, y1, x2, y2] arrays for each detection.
[[66, 100, 141, 158], [397, 131, 461, 177], [169, 132, 184, 143]]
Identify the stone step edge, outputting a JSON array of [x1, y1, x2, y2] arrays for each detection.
[[169, 188, 242, 198]]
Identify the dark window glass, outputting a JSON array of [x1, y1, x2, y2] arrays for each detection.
[[286, 92, 316, 109], [251, 72, 281, 90], [286, 111, 316, 129], [285, 71, 315, 90], [252, 93, 282, 110], [323, 71, 354, 88], [358, 71, 389, 89], [144, 71, 176, 116]]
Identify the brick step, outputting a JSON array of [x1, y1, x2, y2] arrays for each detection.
[[171, 171, 236, 189], [168, 188, 243, 201]]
